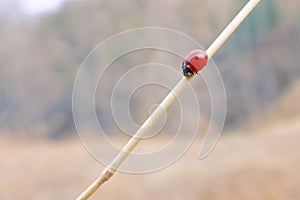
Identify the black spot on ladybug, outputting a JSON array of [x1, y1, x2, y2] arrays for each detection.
[[205, 55, 208, 59], [195, 56, 200, 60]]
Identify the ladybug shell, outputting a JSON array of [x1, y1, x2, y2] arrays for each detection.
[[182, 50, 208, 73]]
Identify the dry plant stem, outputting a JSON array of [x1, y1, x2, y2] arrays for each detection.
[[206, 0, 261, 59], [76, 0, 261, 199]]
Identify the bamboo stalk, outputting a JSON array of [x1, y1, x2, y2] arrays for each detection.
[[76, 0, 261, 199]]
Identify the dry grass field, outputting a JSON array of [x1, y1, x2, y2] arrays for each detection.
[[1, 116, 300, 200], [1, 81, 300, 200]]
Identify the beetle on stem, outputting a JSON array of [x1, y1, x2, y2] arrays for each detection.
[[181, 50, 208, 77]]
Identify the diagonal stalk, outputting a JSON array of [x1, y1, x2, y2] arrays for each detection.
[[76, 0, 261, 199]]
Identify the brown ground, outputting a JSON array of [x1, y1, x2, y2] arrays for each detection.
[[1, 81, 300, 200], [1, 115, 300, 200]]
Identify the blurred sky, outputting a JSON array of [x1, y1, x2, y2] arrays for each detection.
[[20, 0, 65, 15], [0, 0, 66, 16]]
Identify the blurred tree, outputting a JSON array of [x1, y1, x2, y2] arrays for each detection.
[[0, 0, 299, 136]]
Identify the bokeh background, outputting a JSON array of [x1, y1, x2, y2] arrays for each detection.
[[1, 0, 300, 199]]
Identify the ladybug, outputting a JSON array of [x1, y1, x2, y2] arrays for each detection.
[[181, 50, 208, 77]]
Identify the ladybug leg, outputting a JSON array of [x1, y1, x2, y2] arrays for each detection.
[[182, 65, 194, 77]]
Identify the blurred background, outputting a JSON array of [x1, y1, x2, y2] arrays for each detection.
[[0, 0, 300, 199]]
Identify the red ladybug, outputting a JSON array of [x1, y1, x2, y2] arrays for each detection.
[[181, 50, 208, 77]]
